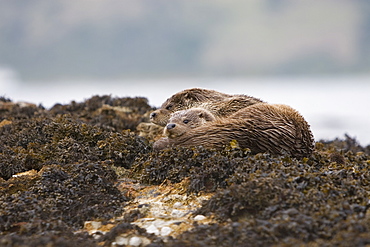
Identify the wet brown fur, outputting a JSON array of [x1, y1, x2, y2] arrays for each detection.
[[153, 108, 216, 150], [154, 103, 314, 158], [150, 88, 263, 126], [164, 108, 216, 138]]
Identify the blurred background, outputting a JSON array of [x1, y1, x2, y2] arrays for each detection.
[[0, 0, 369, 145]]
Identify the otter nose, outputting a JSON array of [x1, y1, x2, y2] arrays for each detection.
[[150, 112, 157, 119], [166, 123, 176, 129]]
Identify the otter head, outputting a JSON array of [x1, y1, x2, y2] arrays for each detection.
[[164, 108, 216, 138], [150, 109, 172, 127], [150, 88, 219, 126]]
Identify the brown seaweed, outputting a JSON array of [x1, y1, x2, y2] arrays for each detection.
[[1, 96, 370, 246]]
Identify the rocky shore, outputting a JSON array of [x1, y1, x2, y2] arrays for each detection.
[[1, 95, 370, 247]]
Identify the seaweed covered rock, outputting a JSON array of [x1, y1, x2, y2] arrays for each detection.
[[173, 145, 370, 246], [0, 163, 128, 233], [0, 98, 45, 120], [166, 202, 370, 247], [131, 146, 250, 193], [164, 222, 276, 247], [0, 224, 98, 247], [320, 134, 370, 155], [2, 94, 370, 246], [129, 135, 370, 246], [0, 114, 150, 179], [49, 95, 153, 132]]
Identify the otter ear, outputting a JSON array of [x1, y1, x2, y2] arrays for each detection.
[[183, 92, 195, 102], [199, 112, 212, 121], [184, 91, 205, 102], [200, 112, 215, 122]]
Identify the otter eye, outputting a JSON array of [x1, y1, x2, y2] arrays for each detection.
[[183, 119, 190, 124], [166, 105, 172, 110]]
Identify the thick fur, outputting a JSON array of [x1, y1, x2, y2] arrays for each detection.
[[164, 108, 216, 138], [153, 108, 216, 150], [150, 88, 263, 126], [154, 103, 314, 158]]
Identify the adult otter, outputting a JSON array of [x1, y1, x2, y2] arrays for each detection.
[[154, 103, 314, 158], [150, 88, 263, 126]]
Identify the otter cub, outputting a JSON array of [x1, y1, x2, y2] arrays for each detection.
[[153, 108, 215, 150], [150, 88, 263, 126], [165, 108, 216, 138], [154, 103, 314, 159]]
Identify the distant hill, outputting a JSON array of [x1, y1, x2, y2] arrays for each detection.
[[0, 0, 369, 80]]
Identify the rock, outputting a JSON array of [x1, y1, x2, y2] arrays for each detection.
[[194, 215, 206, 221], [173, 202, 183, 208], [129, 236, 142, 246], [171, 209, 184, 217], [114, 235, 129, 245], [160, 226, 172, 236], [146, 224, 159, 235], [84, 221, 102, 231]]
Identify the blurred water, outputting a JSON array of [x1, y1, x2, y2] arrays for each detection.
[[1, 76, 370, 146]]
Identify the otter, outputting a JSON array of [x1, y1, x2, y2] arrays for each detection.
[[164, 108, 216, 138], [150, 88, 263, 126], [153, 108, 216, 150], [154, 103, 314, 158]]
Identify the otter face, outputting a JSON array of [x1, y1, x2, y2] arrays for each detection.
[[150, 88, 215, 126], [164, 108, 216, 138], [150, 109, 171, 127], [150, 95, 190, 126]]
